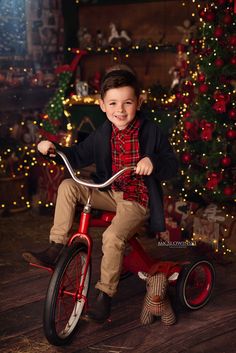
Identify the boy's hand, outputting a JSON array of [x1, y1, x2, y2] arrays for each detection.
[[135, 157, 153, 175], [37, 140, 56, 157]]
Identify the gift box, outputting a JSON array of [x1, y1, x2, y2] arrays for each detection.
[[163, 195, 199, 224], [192, 203, 236, 253], [158, 216, 182, 242]]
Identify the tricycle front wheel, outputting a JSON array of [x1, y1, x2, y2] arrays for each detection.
[[43, 244, 90, 346]]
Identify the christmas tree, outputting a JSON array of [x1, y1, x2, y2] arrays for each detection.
[[39, 50, 87, 143], [172, 0, 236, 204]]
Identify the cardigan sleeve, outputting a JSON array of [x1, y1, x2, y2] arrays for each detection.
[[144, 127, 179, 181], [54, 130, 96, 169]]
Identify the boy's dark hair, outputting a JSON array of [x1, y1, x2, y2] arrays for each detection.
[[100, 67, 140, 99]]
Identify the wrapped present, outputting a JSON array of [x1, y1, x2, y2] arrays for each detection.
[[159, 217, 182, 242], [164, 195, 199, 224], [193, 216, 220, 251], [193, 203, 236, 253]]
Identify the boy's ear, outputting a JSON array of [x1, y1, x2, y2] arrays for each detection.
[[137, 95, 144, 111], [99, 99, 106, 112]]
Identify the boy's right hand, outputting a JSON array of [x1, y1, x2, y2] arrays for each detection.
[[37, 140, 56, 157]]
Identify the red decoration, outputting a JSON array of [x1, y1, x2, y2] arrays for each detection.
[[213, 91, 230, 113], [216, 0, 226, 5], [184, 121, 194, 130], [226, 129, 236, 139], [204, 10, 215, 22], [200, 120, 215, 141], [230, 56, 236, 65], [214, 26, 224, 38], [228, 109, 236, 120], [223, 13, 233, 25], [214, 57, 224, 68], [190, 39, 198, 46], [221, 156, 232, 167], [199, 83, 209, 94], [183, 112, 191, 119], [198, 73, 205, 83], [223, 186, 234, 196], [182, 96, 194, 105], [229, 35, 236, 46], [202, 47, 213, 57], [199, 9, 206, 19], [181, 152, 192, 164], [206, 172, 222, 190], [55, 50, 87, 74], [175, 92, 183, 101]]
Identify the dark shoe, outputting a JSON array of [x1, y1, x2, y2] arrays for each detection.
[[86, 290, 112, 323], [22, 242, 64, 267]]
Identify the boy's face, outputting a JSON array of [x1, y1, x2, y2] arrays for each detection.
[[99, 86, 142, 130]]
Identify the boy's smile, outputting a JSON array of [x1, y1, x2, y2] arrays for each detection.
[[99, 86, 143, 130]]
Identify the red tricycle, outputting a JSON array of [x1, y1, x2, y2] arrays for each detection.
[[30, 150, 215, 346]]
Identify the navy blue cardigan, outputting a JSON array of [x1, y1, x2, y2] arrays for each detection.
[[56, 115, 178, 232]]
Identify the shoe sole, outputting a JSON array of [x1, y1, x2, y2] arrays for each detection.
[[22, 252, 51, 267]]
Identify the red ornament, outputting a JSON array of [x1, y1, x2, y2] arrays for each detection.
[[198, 73, 205, 83], [223, 186, 234, 196], [181, 152, 192, 164], [184, 121, 194, 130], [223, 13, 233, 25], [214, 57, 224, 68], [221, 156, 232, 167], [199, 9, 206, 19], [183, 132, 190, 141], [199, 83, 208, 94], [200, 121, 215, 141], [230, 56, 236, 65], [190, 39, 198, 46], [183, 112, 191, 119], [206, 172, 222, 190], [214, 26, 224, 38], [229, 35, 236, 47], [228, 109, 236, 120], [182, 96, 194, 105], [205, 11, 215, 22], [202, 48, 213, 57], [175, 92, 183, 101], [213, 91, 230, 113], [226, 129, 236, 139], [216, 0, 226, 5]]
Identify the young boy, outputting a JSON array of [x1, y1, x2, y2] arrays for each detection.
[[23, 66, 178, 322]]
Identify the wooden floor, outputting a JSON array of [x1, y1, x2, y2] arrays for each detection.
[[0, 210, 236, 353]]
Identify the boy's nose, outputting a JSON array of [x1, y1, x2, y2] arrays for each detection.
[[117, 104, 124, 112]]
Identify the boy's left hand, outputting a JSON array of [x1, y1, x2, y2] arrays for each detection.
[[135, 157, 153, 175]]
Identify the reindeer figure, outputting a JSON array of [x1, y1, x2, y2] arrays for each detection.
[[140, 272, 176, 325]]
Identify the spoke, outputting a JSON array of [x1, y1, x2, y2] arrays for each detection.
[[53, 251, 88, 337]]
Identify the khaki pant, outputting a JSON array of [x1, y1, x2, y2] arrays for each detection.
[[50, 178, 150, 296]]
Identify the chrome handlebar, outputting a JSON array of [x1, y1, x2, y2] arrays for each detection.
[[57, 150, 135, 189]]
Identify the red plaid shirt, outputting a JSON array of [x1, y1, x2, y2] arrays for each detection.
[[111, 118, 149, 209]]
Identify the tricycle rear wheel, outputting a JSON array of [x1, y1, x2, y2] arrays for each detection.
[[176, 259, 215, 310]]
